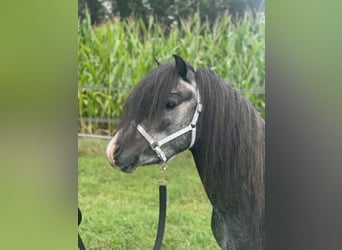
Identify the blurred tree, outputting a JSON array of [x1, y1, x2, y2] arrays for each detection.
[[110, 0, 147, 18], [78, 0, 264, 26], [79, 0, 108, 24]]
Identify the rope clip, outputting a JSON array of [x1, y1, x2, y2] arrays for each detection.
[[159, 162, 168, 185]]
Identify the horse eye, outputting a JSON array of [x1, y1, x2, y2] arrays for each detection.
[[166, 100, 177, 110]]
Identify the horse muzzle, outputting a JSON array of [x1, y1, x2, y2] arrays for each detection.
[[106, 134, 140, 173]]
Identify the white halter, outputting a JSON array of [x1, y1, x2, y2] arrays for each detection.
[[136, 89, 202, 163]]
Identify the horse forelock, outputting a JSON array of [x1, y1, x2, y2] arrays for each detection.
[[118, 63, 179, 133]]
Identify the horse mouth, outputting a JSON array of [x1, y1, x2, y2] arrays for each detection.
[[120, 157, 139, 173]]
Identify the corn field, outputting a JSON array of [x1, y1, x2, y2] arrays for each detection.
[[78, 12, 265, 135]]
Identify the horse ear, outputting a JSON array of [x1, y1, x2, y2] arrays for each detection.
[[173, 54, 187, 80], [154, 58, 161, 66]]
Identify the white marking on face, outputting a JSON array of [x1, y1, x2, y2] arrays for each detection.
[[173, 79, 198, 123], [106, 132, 119, 166], [179, 79, 197, 95]]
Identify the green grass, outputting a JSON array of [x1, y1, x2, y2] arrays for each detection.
[[78, 138, 220, 249]]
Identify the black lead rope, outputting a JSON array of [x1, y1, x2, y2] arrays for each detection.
[[78, 207, 86, 250], [153, 184, 167, 250], [153, 163, 168, 250]]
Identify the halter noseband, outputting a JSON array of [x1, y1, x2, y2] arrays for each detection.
[[136, 89, 202, 163]]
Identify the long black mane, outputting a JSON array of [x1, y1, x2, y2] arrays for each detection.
[[119, 62, 265, 248], [192, 68, 264, 248]]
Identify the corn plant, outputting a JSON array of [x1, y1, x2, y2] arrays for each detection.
[[78, 11, 265, 134]]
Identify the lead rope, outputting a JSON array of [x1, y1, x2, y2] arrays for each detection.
[[78, 208, 86, 250], [153, 163, 168, 250]]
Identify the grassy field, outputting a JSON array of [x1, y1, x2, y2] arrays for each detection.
[[78, 138, 220, 249]]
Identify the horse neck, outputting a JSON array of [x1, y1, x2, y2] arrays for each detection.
[[190, 85, 265, 246]]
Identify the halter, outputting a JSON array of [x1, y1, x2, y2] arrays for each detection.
[[136, 88, 202, 163]]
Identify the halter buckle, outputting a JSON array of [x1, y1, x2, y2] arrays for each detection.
[[151, 142, 159, 150]]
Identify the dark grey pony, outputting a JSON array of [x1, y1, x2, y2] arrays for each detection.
[[106, 55, 264, 249]]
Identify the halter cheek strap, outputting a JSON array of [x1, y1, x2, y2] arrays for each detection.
[[136, 89, 202, 163], [137, 124, 168, 162]]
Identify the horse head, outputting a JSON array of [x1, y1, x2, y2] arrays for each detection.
[[106, 55, 201, 173]]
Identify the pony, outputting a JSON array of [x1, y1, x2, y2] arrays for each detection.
[[106, 55, 265, 249]]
